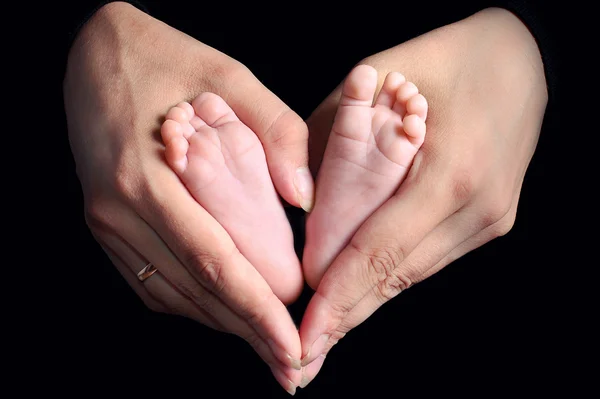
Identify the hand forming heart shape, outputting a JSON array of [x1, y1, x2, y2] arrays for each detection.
[[64, 3, 548, 395]]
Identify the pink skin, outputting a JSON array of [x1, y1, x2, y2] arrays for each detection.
[[302, 65, 428, 290], [159, 64, 427, 309], [160, 93, 303, 304]]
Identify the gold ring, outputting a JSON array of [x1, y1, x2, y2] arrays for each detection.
[[137, 262, 158, 281]]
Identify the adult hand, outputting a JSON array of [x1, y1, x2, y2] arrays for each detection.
[[299, 7, 548, 384], [63, 2, 314, 394]]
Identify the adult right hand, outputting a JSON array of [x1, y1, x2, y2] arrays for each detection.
[[63, 2, 312, 394]]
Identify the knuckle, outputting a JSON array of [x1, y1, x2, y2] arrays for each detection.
[[328, 332, 345, 347], [204, 59, 248, 95], [376, 269, 413, 302], [113, 162, 139, 201], [264, 108, 309, 149], [173, 279, 215, 315], [478, 199, 513, 230], [356, 244, 412, 301], [450, 169, 476, 205], [363, 245, 404, 281], [185, 250, 227, 296], [490, 210, 517, 238], [310, 290, 355, 322], [218, 59, 248, 81], [321, 335, 342, 357], [351, 242, 415, 302], [84, 198, 112, 230]]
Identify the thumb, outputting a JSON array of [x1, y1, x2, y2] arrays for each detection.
[[264, 109, 315, 213], [224, 69, 314, 212]]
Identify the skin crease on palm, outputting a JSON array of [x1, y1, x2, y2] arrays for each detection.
[[63, 2, 547, 395]]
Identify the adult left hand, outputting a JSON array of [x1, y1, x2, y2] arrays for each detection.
[[298, 7, 549, 385]]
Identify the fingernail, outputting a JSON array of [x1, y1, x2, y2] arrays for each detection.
[[286, 381, 297, 396], [300, 354, 326, 389], [299, 373, 310, 389], [268, 339, 301, 371], [294, 167, 315, 213], [301, 334, 329, 367], [287, 353, 302, 371], [271, 367, 297, 396]]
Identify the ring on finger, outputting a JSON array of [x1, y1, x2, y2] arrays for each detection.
[[137, 262, 158, 282]]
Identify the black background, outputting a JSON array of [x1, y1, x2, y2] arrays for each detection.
[[22, 0, 578, 397]]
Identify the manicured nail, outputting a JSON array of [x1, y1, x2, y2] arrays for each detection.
[[294, 167, 315, 212], [286, 382, 297, 396], [299, 373, 310, 389], [300, 354, 326, 389], [287, 353, 302, 371], [271, 367, 297, 396], [267, 339, 301, 370], [301, 334, 329, 367]]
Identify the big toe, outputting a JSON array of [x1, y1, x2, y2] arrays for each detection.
[[340, 64, 378, 106], [192, 92, 239, 127]]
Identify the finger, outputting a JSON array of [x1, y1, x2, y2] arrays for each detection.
[[299, 354, 326, 389], [95, 225, 302, 387], [418, 171, 524, 281], [298, 154, 469, 365], [92, 195, 303, 372], [127, 163, 303, 369], [301, 187, 519, 364], [419, 196, 518, 281], [95, 234, 221, 330], [221, 68, 314, 212], [271, 366, 299, 396], [317, 207, 489, 338], [98, 241, 169, 313]]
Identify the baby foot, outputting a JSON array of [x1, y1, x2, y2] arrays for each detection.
[[161, 93, 303, 303], [303, 65, 428, 289]]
